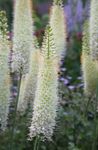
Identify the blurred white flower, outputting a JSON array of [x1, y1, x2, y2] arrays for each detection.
[[12, 0, 34, 74]]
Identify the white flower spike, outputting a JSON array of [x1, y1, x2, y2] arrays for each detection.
[[12, 0, 34, 74], [29, 26, 59, 140], [0, 11, 11, 130]]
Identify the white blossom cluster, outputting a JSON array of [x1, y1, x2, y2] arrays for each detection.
[[12, 0, 33, 74], [11, 0, 66, 140], [29, 26, 59, 140], [82, 0, 98, 96], [17, 49, 40, 113], [82, 21, 96, 95], [17, 37, 40, 113], [50, 0, 66, 58], [90, 0, 98, 60], [0, 11, 10, 130]]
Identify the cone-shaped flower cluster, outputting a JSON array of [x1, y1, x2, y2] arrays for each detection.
[[82, 21, 98, 95], [0, 0, 67, 139], [0, 11, 10, 130], [12, 0, 33, 74], [82, 0, 98, 95], [17, 0, 66, 117], [49, 0, 66, 58], [11, 0, 66, 140], [17, 38, 40, 113], [90, 0, 98, 60], [29, 26, 59, 140]]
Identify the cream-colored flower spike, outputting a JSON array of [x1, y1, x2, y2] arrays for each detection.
[[29, 26, 59, 140], [0, 11, 10, 130], [82, 21, 98, 95], [49, 0, 66, 58], [12, 0, 33, 74], [90, 0, 98, 60], [17, 38, 40, 113]]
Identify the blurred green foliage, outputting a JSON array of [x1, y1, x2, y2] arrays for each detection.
[[0, 0, 12, 29], [0, 86, 98, 150]]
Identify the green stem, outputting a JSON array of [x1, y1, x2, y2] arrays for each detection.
[[34, 136, 40, 150], [9, 72, 22, 150], [84, 96, 92, 117], [92, 99, 97, 150], [37, 139, 40, 150]]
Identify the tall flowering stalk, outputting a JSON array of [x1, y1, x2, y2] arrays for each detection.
[[49, 0, 66, 58], [90, 0, 98, 60], [29, 26, 59, 140], [17, 38, 40, 113], [12, 0, 33, 74], [82, 21, 98, 95], [0, 11, 10, 130]]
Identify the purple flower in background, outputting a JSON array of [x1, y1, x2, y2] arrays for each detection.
[[84, 0, 90, 18], [68, 85, 75, 90], [59, 77, 69, 85], [68, 0, 71, 5], [64, 5, 75, 33], [66, 76, 72, 80], [64, 0, 89, 33], [61, 67, 67, 72], [37, 2, 50, 15], [75, 0, 83, 23], [60, 77, 65, 82], [63, 79, 69, 85]]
